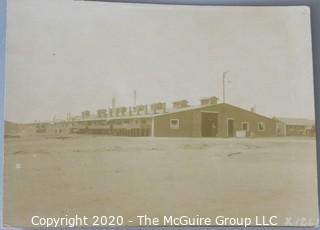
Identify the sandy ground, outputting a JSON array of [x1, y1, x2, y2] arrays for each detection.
[[3, 135, 319, 227]]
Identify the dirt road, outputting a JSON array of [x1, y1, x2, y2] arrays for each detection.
[[3, 135, 318, 227]]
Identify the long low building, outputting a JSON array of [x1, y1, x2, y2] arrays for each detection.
[[31, 100, 277, 138]]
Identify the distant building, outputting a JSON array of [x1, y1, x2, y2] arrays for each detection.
[[273, 117, 315, 137]]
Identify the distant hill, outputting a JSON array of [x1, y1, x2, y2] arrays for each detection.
[[4, 120, 21, 134]]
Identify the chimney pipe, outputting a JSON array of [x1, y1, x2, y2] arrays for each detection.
[[144, 105, 148, 114], [112, 96, 116, 116], [133, 90, 137, 106]]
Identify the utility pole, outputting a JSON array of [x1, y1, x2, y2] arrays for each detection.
[[112, 96, 116, 108], [133, 90, 137, 106], [222, 71, 228, 103]]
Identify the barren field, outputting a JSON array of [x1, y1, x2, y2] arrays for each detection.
[[3, 135, 319, 227]]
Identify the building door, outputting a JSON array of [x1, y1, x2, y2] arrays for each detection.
[[227, 119, 234, 137], [201, 112, 218, 137]]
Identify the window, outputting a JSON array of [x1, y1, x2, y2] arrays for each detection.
[[257, 122, 265, 131], [241, 122, 249, 131], [170, 119, 180, 129]]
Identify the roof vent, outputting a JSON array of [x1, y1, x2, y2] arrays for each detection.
[[97, 109, 107, 118], [150, 102, 166, 114], [172, 100, 189, 109], [200, 96, 219, 106], [81, 110, 90, 119]]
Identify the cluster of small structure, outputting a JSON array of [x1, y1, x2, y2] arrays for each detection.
[[30, 96, 315, 138]]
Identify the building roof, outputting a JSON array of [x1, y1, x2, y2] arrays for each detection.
[[30, 102, 275, 124], [274, 117, 315, 127], [75, 103, 275, 121], [154, 103, 274, 121]]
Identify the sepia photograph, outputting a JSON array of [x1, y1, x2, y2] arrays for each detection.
[[3, 0, 318, 227]]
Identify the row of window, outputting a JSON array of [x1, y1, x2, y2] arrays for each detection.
[[169, 119, 266, 131]]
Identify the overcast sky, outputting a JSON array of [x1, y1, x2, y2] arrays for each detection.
[[5, 0, 315, 123]]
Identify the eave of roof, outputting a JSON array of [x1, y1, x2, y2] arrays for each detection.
[[153, 103, 274, 121]]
